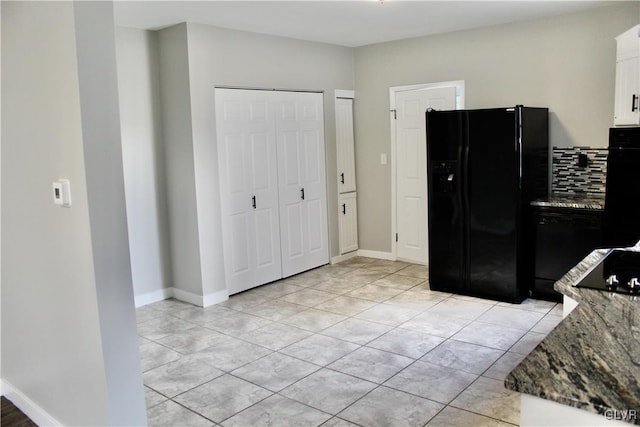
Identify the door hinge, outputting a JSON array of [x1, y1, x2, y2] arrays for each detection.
[[395, 233, 398, 242], [390, 109, 397, 120]]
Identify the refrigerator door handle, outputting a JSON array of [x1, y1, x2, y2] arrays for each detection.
[[462, 145, 470, 211], [517, 107, 523, 181], [461, 143, 471, 287], [457, 145, 465, 211]]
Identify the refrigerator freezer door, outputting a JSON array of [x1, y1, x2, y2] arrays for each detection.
[[465, 109, 519, 300], [426, 111, 466, 292], [604, 142, 640, 247]]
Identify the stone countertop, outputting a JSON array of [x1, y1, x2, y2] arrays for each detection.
[[505, 242, 640, 425], [531, 193, 606, 210]]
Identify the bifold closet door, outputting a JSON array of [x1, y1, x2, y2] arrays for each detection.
[[215, 89, 282, 295], [275, 92, 330, 277]]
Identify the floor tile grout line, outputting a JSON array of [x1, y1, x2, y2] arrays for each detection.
[[141, 258, 554, 426], [446, 400, 520, 426]]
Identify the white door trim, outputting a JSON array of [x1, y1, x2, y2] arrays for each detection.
[[389, 80, 465, 262]]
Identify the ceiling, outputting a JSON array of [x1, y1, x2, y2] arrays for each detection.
[[113, 1, 622, 48]]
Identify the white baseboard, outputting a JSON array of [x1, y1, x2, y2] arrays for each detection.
[[170, 288, 202, 307], [135, 287, 229, 308], [1, 379, 62, 426], [172, 287, 229, 308], [330, 252, 358, 264], [134, 287, 173, 308], [357, 249, 395, 261], [202, 289, 229, 307]]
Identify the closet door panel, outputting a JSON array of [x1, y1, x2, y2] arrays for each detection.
[[216, 88, 281, 295], [222, 133, 248, 205], [335, 97, 356, 193], [245, 103, 281, 288], [250, 133, 271, 190], [306, 199, 323, 252], [276, 92, 329, 277], [283, 204, 304, 259], [254, 208, 278, 268], [303, 130, 321, 183], [229, 213, 251, 275], [217, 88, 329, 291]]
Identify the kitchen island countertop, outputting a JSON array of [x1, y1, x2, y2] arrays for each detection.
[[505, 242, 640, 425]]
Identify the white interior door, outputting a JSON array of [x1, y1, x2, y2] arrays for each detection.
[[395, 86, 456, 264], [276, 92, 329, 277], [215, 88, 282, 294]]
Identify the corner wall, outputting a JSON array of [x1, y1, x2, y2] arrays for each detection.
[[1, 2, 145, 425], [116, 27, 172, 303], [157, 23, 354, 301], [353, 2, 640, 253], [157, 24, 205, 301], [186, 23, 354, 295]]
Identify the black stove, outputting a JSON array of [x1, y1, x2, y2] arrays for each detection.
[[575, 250, 640, 295]]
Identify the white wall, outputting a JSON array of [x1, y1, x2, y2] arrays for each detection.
[[352, 3, 640, 253], [157, 23, 354, 301], [116, 27, 172, 302], [1, 2, 145, 425]]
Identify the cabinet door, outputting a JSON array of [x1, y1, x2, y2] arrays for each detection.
[[614, 56, 640, 126], [339, 192, 358, 254], [336, 97, 356, 193], [215, 89, 282, 294], [276, 92, 330, 277]]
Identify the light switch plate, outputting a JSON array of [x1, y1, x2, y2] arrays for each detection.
[[52, 179, 72, 207], [380, 153, 388, 165]]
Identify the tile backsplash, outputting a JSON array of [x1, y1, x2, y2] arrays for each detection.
[[552, 147, 607, 195]]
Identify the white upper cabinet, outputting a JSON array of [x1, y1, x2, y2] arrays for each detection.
[[614, 25, 640, 126], [335, 95, 357, 193]]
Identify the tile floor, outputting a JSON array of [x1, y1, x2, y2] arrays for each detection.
[[137, 257, 563, 427]]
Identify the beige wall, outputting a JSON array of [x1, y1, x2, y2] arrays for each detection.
[[116, 28, 172, 300], [1, 2, 145, 425], [157, 24, 205, 299], [186, 23, 355, 284], [155, 22, 355, 301], [353, 3, 640, 253]]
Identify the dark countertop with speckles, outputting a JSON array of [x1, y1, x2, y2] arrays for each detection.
[[505, 242, 640, 425], [531, 193, 606, 210]]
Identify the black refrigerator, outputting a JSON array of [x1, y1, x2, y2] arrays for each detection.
[[426, 106, 548, 303], [603, 127, 640, 248]]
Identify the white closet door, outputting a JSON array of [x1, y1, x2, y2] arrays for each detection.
[[339, 192, 358, 254], [336, 97, 356, 193], [215, 88, 282, 294], [275, 92, 329, 277]]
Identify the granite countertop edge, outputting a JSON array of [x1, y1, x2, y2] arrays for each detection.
[[505, 242, 640, 425], [531, 194, 606, 210]]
